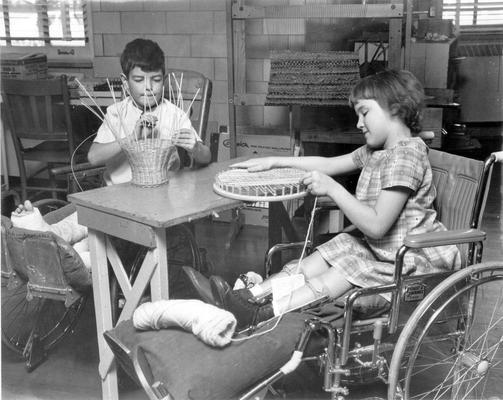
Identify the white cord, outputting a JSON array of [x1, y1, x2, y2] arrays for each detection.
[[69, 132, 97, 192], [230, 196, 319, 342]]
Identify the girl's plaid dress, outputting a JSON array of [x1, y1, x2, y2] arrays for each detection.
[[317, 137, 461, 300]]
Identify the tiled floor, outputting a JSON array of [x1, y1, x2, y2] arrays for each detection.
[[2, 163, 501, 400]]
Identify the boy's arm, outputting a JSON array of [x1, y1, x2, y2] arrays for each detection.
[[190, 141, 211, 166], [87, 141, 123, 166]]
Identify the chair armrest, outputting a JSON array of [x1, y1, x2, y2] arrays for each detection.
[[50, 162, 105, 175], [403, 228, 486, 248]]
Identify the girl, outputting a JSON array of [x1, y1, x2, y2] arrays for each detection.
[[198, 70, 461, 330]]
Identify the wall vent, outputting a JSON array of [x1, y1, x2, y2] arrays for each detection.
[[457, 42, 503, 57]]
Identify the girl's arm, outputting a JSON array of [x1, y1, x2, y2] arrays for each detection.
[[231, 153, 358, 176], [304, 171, 409, 239]]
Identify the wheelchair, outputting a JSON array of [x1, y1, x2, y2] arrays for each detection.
[[1, 199, 90, 371], [104, 149, 502, 400], [1, 193, 211, 371]]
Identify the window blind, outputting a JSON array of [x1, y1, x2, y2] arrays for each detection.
[[0, 0, 87, 46], [443, 0, 503, 27]]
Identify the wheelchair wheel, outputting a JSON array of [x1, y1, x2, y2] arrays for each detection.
[[110, 223, 205, 324], [1, 275, 86, 359], [388, 261, 503, 400]]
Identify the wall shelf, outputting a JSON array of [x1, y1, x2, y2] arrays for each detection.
[[226, 0, 407, 157]]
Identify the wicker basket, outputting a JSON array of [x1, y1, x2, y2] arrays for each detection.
[[120, 138, 178, 187]]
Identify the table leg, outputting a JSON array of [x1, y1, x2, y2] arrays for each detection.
[[268, 202, 301, 273], [151, 228, 169, 300], [88, 229, 118, 400]]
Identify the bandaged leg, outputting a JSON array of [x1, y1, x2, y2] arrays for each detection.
[[272, 266, 354, 316], [11, 201, 87, 244], [133, 299, 237, 347], [11, 200, 90, 268], [252, 251, 331, 299]]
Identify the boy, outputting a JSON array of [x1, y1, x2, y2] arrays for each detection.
[[11, 38, 211, 263], [88, 38, 211, 184]]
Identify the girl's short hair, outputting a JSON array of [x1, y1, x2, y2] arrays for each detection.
[[120, 38, 165, 77], [349, 70, 425, 134]]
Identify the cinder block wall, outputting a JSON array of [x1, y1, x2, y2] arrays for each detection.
[[91, 0, 228, 129]]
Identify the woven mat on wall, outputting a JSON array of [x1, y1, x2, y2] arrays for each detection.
[[266, 51, 360, 106]]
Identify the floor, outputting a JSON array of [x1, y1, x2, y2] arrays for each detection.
[[1, 162, 502, 400]]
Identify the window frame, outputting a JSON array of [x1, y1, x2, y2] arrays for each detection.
[[0, 0, 93, 62]]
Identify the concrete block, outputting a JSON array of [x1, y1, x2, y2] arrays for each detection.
[[103, 34, 138, 57], [191, 35, 227, 57], [93, 34, 104, 57], [214, 58, 228, 81], [247, 81, 268, 94], [246, 20, 264, 35], [166, 57, 214, 80], [214, 11, 226, 34], [289, 35, 305, 50], [264, 106, 290, 126], [211, 103, 229, 128], [190, 0, 226, 11], [144, 0, 190, 11], [92, 12, 121, 33], [212, 80, 229, 104], [121, 12, 166, 34], [264, 19, 305, 35], [246, 59, 264, 82], [101, 1, 143, 12], [148, 35, 191, 57], [166, 11, 213, 34], [236, 105, 264, 126], [246, 35, 271, 59], [93, 57, 121, 78]]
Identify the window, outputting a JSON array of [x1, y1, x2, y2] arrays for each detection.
[[0, 0, 88, 47], [442, 0, 503, 28]]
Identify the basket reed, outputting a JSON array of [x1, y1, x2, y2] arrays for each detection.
[[120, 138, 178, 187]]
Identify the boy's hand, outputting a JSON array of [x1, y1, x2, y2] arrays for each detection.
[[134, 115, 157, 140], [173, 128, 197, 151], [302, 171, 336, 197], [230, 157, 275, 172]]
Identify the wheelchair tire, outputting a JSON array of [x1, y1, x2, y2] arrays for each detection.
[[110, 223, 205, 324], [1, 275, 86, 358], [388, 261, 503, 400]]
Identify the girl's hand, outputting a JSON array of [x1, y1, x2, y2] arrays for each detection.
[[302, 171, 336, 197], [230, 157, 275, 172], [173, 128, 197, 151]]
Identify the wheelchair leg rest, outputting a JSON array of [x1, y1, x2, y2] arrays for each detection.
[[24, 333, 48, 372]]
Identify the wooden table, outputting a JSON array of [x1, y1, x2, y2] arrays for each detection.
[[69, 158, 243, 400]]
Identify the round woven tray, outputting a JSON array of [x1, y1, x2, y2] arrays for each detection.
[[213, 167, 308, 202]]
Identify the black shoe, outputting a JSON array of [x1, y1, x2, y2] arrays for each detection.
[[210, 276, 274, 330], [181, 266, 216, 306]]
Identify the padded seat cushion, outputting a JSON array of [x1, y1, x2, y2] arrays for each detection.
[[108, 311, 317, 400]]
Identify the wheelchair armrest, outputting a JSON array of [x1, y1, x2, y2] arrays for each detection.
[[265, 241, 310, 277], [403, 228, 486, 248]]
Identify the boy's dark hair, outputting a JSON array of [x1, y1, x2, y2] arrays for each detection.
[[120, 38, 165, 77], [349, 69, 425, 134]]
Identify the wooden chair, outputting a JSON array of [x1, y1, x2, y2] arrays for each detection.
[[165, 69, 212, 144], [1, 75, 88, 200]]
